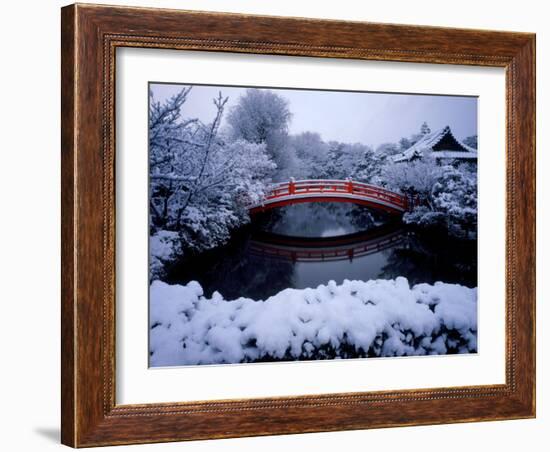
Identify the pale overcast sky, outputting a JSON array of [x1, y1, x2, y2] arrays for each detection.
[[150, 82, 477, 148]]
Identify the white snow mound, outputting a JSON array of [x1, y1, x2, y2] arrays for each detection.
[[149, 277, 477, 366]]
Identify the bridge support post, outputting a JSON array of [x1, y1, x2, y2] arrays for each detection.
[[346, 178, 353, 193], [289, 177, 296, 195]]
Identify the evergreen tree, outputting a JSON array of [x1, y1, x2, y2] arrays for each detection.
[[420, 121, 431, 135]]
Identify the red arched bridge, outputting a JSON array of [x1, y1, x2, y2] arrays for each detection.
[[249, 179, 409, 215]]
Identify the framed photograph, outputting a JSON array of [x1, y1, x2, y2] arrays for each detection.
[[61, 3, 536, 447]]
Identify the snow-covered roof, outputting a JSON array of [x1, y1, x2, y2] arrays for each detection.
[[393, 126, 477, 163]]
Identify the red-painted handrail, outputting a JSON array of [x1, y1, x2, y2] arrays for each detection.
[[249, 179, 408, 213]]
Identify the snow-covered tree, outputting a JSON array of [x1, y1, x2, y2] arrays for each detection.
[[149, 87, 276, 277], [288, 132, 329, 179], [396, 122, 430, 152], [317, 142, 377, 181], [381, 159, 444, 199], [431, 165, 477, 238], [149, 87, 199, 230], [226, 89, 292, 178], [291, 132, 328, 161], [375, 142, 401, 157], [320, 142, 344, 178], [463, 135, 478, 149], [352, 146, 385, 183], [399, 137, 412, 151], [150, 91, 232, 230], [396, 162, 478, 238], [420, 121, 431, 135]]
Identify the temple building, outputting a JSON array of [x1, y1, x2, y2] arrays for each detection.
[[393, 126, 477, 164]]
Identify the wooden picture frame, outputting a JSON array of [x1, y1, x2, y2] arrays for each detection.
[[61, 3, 535, 447]]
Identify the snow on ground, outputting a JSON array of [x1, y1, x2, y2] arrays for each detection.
[[149, 277, 477, 366]]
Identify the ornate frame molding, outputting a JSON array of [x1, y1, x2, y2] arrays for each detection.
[[61, 4, 535, 447]]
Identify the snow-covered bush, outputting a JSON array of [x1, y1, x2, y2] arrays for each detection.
[[381, 159, 477, 238], [166, 137, 275, 254], [149, 230, 182, 281], [149, 278, 477, 366], [401, 165, 477, 238], [381, 159, 444, 197], [403, 206, 446, 229], [432, 165, 477, 238]]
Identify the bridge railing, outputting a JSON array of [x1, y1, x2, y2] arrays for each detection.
[[264, 179, 407, 209]]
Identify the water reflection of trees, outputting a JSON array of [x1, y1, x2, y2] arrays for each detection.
[[377, 231, 477, 288], [260, 203, 385, 237], [164, 227, 295, 300], [348, 204, 393, 231], [165, 205, 477, 301]]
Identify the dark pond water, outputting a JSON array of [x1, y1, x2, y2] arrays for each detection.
[[164, 203, 477, 300]]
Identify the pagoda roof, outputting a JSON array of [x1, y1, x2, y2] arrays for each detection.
[[393, 126, 477, 163]]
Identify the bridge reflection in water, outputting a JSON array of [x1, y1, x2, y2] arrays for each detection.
[[249, 223, 406, 263]]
